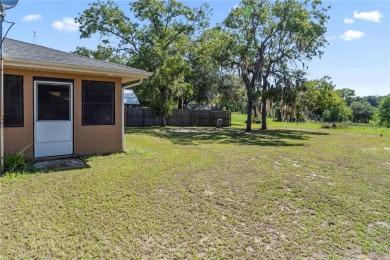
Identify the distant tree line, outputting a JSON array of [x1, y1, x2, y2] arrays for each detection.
[[74, 0, 390, 128]]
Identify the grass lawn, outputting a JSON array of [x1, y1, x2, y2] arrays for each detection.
[[1, 114, 389, 259]]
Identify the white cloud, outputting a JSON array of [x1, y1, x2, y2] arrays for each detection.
[[353, 10, 384, 23], [22, 14, 42, 22], [52, 17, 79, 32], [344, 18, 355, 24], [339, 30, 365, 41]]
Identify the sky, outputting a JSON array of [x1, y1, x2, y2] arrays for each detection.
[[3, 0, 390, 97]]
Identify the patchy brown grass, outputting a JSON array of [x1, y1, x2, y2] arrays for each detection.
[[1, 117, 389, 259]]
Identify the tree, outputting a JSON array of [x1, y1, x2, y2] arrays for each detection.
[[270, 70, 306, 122], [76, 0, 209, 126], [216, 0, 329, 131], [364, 96, 382, 107], [218, 73, 247, 112], [322, 105, 351, 122], [377, 95, 390, 127], [74, 45, 125, 64], [350, 101, 375, 123], [336, 88, 355, 106], [302, 77, 351, 122], [141, 35, 194, 120], [186, 32, 223, 105]]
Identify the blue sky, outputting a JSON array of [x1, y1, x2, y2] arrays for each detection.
[[4, 0, 390, 97]]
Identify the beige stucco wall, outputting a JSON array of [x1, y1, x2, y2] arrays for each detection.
[[3, 68, 123, 159]]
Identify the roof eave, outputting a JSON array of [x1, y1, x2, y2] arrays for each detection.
[[5, 58, 153, 83]]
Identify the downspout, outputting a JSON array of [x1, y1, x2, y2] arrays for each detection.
[[121, 79, 144, 152], [0, 12, 4, 172]]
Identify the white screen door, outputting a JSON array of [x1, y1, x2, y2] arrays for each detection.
[[34, 81, 73, 158]]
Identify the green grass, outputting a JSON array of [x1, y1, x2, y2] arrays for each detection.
[[1, 114, 389, 259], [233, 112, 390, 135]]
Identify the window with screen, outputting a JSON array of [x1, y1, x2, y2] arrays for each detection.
[[4, 75, 23, 127], [82, 81, 115, 125], [37, 84, 70, 121]]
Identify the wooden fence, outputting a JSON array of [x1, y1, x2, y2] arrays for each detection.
[[125, 108, 231, 127]]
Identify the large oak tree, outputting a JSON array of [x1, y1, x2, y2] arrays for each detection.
[[76, 0, 210, 126], [216, 0, 329, 131]]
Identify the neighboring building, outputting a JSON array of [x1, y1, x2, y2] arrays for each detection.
[[124, 89, 140, 107], [3, 38, 152, 159]]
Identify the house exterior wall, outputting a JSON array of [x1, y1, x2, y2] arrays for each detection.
[[3, 68, 123, 159]]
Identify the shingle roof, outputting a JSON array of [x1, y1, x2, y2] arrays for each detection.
[[4, 38, 152, 82]]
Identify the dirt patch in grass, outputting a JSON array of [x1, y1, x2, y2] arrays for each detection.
[[2, 121, 390, 259]]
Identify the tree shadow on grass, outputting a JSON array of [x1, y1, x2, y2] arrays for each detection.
[[125, 127, 329, 147]]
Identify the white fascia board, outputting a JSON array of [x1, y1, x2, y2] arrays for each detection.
[[5, 58, 153, 83]]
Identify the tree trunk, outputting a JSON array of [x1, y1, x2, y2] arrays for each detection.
[[177, 97, 183, 109], [159, 87, 168, 127], [261, 79, 267, 130], [261, 96, 267, 130], [246, 99, 253, 132], [243, 68, 253, 132], [253, 103, 258, 119], [160, 114, 167, 127], [268, 97, 274, 118]]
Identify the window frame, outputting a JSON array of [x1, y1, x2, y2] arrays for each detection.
[[82, 80, 115, 126], [4, 74, 24, 127]]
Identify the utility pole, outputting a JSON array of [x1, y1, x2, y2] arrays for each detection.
[[0, 9, 4, 171], [0, 0, 19, 172]]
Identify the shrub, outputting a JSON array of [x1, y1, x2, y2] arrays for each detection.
[[321, 123, 349, 129], [3, 145, 33, 173], [4, 152, 32, 173], [322, 105, 352, 123], [350, 101, 376, 123]]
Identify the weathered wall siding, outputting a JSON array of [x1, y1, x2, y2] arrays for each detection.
[[126, 108, 231, 127]]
